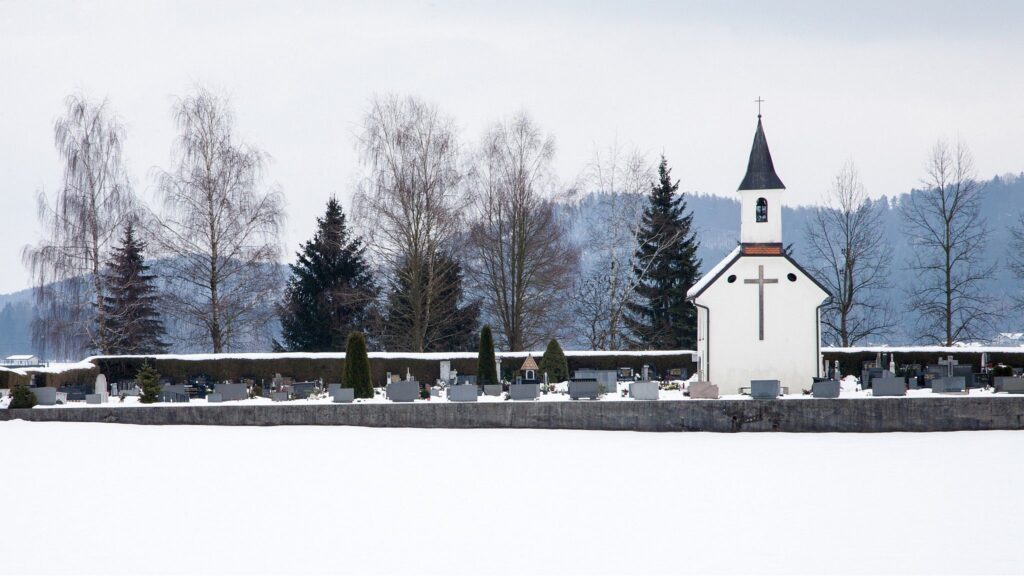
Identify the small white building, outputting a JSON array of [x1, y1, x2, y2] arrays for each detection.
[[687, 114, 830, 395], [3, 354, 40, 367]]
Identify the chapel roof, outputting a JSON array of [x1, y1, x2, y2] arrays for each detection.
[[738, 116, 786, 191]]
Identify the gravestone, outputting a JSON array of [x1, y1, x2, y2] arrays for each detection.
[[871, 377, 906, 397], [932, 376, 966, 394], [327, 383, 343, 395], [448, 384, 478, 402], [811, 380, 841, 398], [206, 393, 223, 403], [951, 365, 976, 388], [85, 393, 104, 404], [629, 381, 659, 401], [30, 387, 58, 406], [569, 379, 601, 400], [509, 383, 539, 400], [387, 380, 419, 402], [456, 375, 477, 386], [574, 369, 618, 391], [159, 384, 190, 403], [996, 377, 1024, 394], [291, 382, 317, 399], [482, 384, 502, 396], [94, 374, 109, 402], [331, 388, 355, 403], [215, 383, 248, 402], [688, 381, 719, 399], [750, 380, 781, 399], [271, 392, 289, 402]]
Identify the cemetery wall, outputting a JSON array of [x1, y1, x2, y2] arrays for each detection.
[[5, 397, 1024, 432]]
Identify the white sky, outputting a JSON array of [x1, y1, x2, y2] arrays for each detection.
[[2, 0, 1023, 294]]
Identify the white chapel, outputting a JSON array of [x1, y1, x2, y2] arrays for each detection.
[[687, 113, 830, 395]]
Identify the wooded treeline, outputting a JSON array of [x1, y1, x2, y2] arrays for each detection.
[[21, 90, 1023, 359], [23, 91, 700, 359]]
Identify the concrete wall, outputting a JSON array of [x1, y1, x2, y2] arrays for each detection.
[[4, 398, 1024, 432]]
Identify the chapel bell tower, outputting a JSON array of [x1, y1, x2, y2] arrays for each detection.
[[737, 113, 785, 248]]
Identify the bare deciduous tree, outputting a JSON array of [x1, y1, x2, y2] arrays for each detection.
[[1010, 212, 1024, 313], [570, 143, 652, 349], [467, 112, 579, 351], [804, 162, 895, 346], [353, 95, 465, 352], [151, 88, 284, 353], [22, 95, 136, 359], [902, 139, 994, 345]]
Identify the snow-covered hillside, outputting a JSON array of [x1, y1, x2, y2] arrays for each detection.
[[4, 421, 1022, 575]]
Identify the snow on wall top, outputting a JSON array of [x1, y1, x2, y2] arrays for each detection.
[[687, 246, 741, 300], [822, 345, 1024, 354]]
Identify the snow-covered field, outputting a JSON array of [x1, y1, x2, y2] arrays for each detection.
[[3, 421, 1022, 575]]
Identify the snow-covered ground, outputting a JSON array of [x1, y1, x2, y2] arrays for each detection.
[[3, 421, 1022, 575]]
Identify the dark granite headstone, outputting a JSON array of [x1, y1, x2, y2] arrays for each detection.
[[509, 383, 540, 400], [750, 380, 781, 399], [448, 384, 478, 402], [811, 380, 841, 398], [871, 377, 906, 397]]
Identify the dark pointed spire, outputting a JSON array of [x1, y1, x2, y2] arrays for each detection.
[[738, 116, 785, 191]]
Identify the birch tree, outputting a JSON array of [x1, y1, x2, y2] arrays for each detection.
[[571, 143, 651, 349], [804, 162, 895, 346], [353, 95, 465, 352], [466, 113, 578, 351], [152, 88, 284, 353], [23, 95, 136, 358], [902, 140, 994, 345]]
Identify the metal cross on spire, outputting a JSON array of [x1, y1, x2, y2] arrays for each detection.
[[754, 97, 765, 118]]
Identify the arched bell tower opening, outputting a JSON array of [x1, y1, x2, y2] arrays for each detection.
[[755, 198, 768, 222]]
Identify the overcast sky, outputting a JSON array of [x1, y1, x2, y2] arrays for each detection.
[[2, 0, 1023, 294]]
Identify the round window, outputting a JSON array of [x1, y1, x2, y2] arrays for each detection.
[[787, 273, 797, 282], [727, 275, 737, 283]]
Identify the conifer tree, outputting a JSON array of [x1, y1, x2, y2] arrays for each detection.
[[538, 338, 569, 383], [9, 384, 38, 409], [477, 325, 498, 386], [382, 252, 479, 352], [624, 156, 701, 349], [280, 197, 375, 351], [100, 222, 168, 354], [137, 362, 161, 404], [344, 331, 374, 399]]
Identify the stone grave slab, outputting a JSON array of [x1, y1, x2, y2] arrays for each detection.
[[30, 387, 58, 406], [387, 381, 419, 402], [872, 377, 906, 397], [448, 384, 478, 402], [214, 383, 248, 402], [271, 392, 289, 402], [811, 380, 841, 398], [687, 381, 719, 399], [995, 377, 1024, 394], [509, 383, 539, 400], [85, 393, 104, 404], [569, 380, 601, 400], [331, 388, 355, 403], [629, 381, 659, 401], [750, 380, 781, 399], [482, 384, 502, 396], [932, 376, 966, 394], [206, 393, 223, 403]]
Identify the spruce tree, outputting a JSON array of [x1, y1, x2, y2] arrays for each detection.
[[137, 362, 161, 404], [538, 338, 569, 383], [280, 197, 375, 351], [382, 252, 480, 352], [477, 325, 498, 386], [624, 156, 702, 349], [100, 222, 168, 354], [343, 331, 373, 399]]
